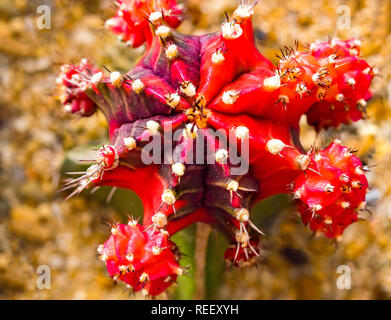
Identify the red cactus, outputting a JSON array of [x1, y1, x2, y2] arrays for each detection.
[[304, 39, 375, 130], [224, 237, 260, 268], [105, 0, 184, 48], [56, 59, 100, 116], [98, 221, 182, 295], [293, 140, 368, 239], [57, 0, 374, 296]]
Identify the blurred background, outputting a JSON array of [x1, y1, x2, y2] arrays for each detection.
[[0, 0, 390, 299]]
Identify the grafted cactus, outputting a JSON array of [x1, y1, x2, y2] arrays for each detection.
[[56, 0, 375, 296]]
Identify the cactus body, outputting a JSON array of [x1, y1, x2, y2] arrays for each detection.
[[57, 0, 374, 296]]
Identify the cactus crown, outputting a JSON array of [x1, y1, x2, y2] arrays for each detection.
[[57, 0, 374, 296]]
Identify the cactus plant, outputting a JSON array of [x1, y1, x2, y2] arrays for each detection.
[[56, 0, 374, 296]]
